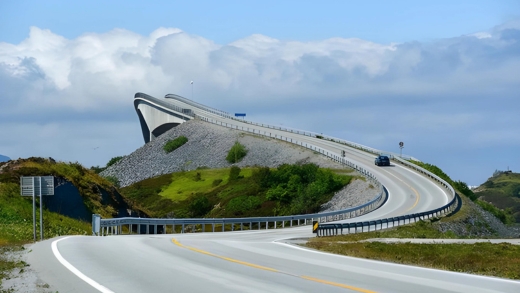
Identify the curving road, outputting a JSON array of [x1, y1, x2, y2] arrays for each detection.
[[26, 97, 520, 292]]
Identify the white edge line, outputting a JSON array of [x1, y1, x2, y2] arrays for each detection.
[[52, 236, 114, 293]]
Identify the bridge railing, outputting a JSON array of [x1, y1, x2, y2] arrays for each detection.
[[135, 92, 195, 119], [165, 94, 232, 118]]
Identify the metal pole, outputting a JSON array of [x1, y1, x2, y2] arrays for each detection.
[[33, 177, 36, 242], [40, 177, 43, 240]]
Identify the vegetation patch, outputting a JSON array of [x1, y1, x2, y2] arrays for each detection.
[[120, 164, 352, 218], [306, 221, 520, 279], [226, 141, 248, 163], [475, 171, 520, 223], [409, 160, 515, 225], [163, 136, 188, 153]]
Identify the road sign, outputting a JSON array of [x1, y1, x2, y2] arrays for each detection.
[[20, 176, 54, 241], [399, 142, 404, 147], [235, 113, 246, 117], [21, 176, 54, 196]]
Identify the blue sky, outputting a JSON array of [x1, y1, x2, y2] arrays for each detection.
[[1, 0, 519, 186]]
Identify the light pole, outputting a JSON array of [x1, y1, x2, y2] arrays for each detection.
[[190, 81, 193, 100]]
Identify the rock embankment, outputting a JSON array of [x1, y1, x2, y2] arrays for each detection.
[[434, 198, 520, 238], [101, 118, 379, 212], [102, 119, 347, 187]]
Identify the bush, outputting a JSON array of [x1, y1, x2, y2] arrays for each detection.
[[226, 141, 248, 163], [104, 176, 120, 188], [226, 196, 262, 214], [189, 195, 212, 217], [106, 156, 124, 168], [229, 166, 241, 181], [453, 180, 477, 201], [164, 136, 188, 153]]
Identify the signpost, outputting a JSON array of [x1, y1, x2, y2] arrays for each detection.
[[399, 142, 404, 158], [20, 176, 54, 241]]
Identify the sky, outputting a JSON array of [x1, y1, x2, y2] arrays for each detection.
[[0, 0, 519, 186]]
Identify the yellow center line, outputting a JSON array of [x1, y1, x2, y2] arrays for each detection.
[[301, 276, 377, 293], [381, 169, 421, 212], [171, 238, 377, 293]]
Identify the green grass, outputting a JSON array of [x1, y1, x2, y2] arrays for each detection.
[[476, 172, 520, 223], [160, 168, 253, 201], [306, 221, 520, 279], [163, 136, 188, 153], [120, 164, 352, 218], [306, 240, 520, 279]]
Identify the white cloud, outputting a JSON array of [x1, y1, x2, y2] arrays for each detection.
[[0, 20, 519, 185]]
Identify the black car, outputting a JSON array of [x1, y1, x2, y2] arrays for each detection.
[[375, 155, 390, 166]]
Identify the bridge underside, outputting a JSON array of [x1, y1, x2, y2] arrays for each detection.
[[134, 93, 193, 143]]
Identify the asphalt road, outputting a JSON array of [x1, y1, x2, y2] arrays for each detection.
[[25, 100, 520, 292]]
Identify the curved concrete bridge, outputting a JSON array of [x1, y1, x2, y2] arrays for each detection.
[[134, 92, 233, 143]]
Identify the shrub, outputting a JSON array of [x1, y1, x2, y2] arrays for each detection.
[[189, 195, 212, 217], [229, 166, 241, 181], [106, 156, 124, 168], [226, 141, 248, 163], [164, 136, 189, 153], [226, 196, 262, 214], [104, 176, 120, 188]]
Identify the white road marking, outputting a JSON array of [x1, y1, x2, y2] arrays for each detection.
[[52, 237, 114, 293]]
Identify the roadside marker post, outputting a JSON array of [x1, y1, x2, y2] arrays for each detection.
[[312, 221, 319, 234]]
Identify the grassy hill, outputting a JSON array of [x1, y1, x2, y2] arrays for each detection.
[[475, 171, 520, 223], [0, 157, 138, 244]]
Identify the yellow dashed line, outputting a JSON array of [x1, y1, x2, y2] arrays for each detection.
[[171, 238, 377, 292], [405, 185, 420, 212], [381, 169, 421, 212], [171, 238, 278, 272], [301, 276, 377, 293]]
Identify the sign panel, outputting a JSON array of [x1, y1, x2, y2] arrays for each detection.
[[40, 176, 54, 196], [235, 113, 246, 117], [20, 177, 35, 196], [20, 176, 54, 196]]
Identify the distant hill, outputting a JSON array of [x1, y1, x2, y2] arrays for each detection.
[[474, 171, 520, 223], [0, 154, 10, 162]]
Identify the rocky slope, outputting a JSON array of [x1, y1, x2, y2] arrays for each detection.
[[101, 119, 348, 187]]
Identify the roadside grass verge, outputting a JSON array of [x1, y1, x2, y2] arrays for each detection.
[[0, 245, 29, 288], [306, 240, 520, 279], [305, 221, 520, 279]]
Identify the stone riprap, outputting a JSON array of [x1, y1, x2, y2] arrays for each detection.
[[102, 119, 348, 187]]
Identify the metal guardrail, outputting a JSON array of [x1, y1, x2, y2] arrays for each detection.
[[165, 94, 232, 118], [134, 92, 195, 119], [316, 193, 460, 236]]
